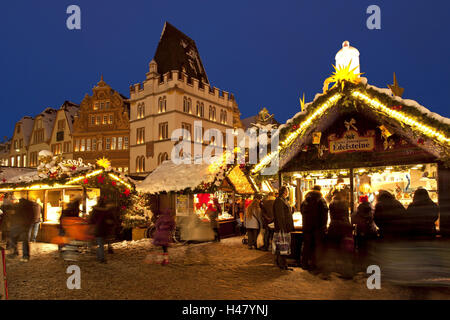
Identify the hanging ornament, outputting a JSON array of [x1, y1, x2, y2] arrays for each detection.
[[378, 125, 393, 139], [312, 132, 322, 145], [124, 189, 131, 197], [97, 175, 105, 184], [83, 178, 89, 184], [344, 118, 357, 131], [390, 105, 403, 111], [292, 124, 299, 130], [111, 181, 117, 186], [121, 206, 126, 211]]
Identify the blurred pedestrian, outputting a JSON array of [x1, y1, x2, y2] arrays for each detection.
[[261, 192, 276, 251], [300, 185, 328, 271], [58, 197, 81, 252], [374, 190, 407, 238], [245, 194, 262, 249], [273, 186, 294, 270], [8, 197, 34, 262], [351, 195, 377, 271], [29, 198, 43, 242], [0, 193, 15, 249], [206, 198, 221, 242], [89, 198, 116, 263], [152, 209, 176, 265], [406, 188, 439, 238]]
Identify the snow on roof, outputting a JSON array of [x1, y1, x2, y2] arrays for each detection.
[[0, 168, 39, 183], [61, 102, 79, 134], [38, 108, 58, 139], [136, 160, 221, 194], [19, 116, 35, 146]]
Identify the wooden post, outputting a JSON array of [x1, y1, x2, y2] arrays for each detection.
[[278, 171, 283, 189], [438, 163, 450, 236], [350, 168, 355, 215], [296, 178, 302, 212]]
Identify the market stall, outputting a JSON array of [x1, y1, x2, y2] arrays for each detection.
[[252, 70, 450, 234], [0, 154, 135, 242], [136, 157, 258, 239]]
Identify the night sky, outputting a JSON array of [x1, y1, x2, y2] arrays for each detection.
[[1, 0, 449, 139]]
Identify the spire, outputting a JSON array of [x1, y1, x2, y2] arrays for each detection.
[[388, 72, 404, 97]]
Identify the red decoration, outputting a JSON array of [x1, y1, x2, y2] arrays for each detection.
[[417, 138, 425, 145], [292, 124, 299, 130], [121, 206, 126, 210], [390, 105, 403, 111], [196, 193, 211, 209], [97, 175, 105, 184], [71, 165, 76, 171], [2, 178, 6, 183], [119, 194, 123, 198], [124, 189, 130, 197], [245, 199, 252, 209], [83, 178, 89, 184], [111, 181, 117, 186]]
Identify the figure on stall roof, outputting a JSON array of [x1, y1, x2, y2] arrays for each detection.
[[7, 196, 34, 262], [373, 190, 407, 239], [351, 195, 378, 271], [152, 209, 176, 265], [206, 198, 221, 242], [300, 185, 328, 271], [325, 190, 354, 278], [406, 188, 439, 238], [245, 194, 262, 250], [261, 192, 276, 251], [89, 198, 116, 263], [273, 186, 295, 270]]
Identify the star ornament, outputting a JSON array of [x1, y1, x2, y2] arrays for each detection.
[[96, 157, 111, 170]]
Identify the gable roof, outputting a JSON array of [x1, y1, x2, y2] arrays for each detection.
[[16, 116, 35, 147], [252, 79, 450, 174], [153, 22, 209, 83]]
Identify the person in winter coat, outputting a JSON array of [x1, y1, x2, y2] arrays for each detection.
[[300, 186, 328, 270], [373, 190, 407, 238], [325, 191, 353, 277], [206, 198, 221, 242], [245, 195, 263, 249], [1, 193, 15, 248], [273, 186, 294, 270], [351, 195, 377, 270], [152, 209, 176, 265], [89, 199, 116, 263], [29, 199, 43, 242], [406, 188, 439, 238], [261, 192, 276, 251], [8, 197, 34, 262]]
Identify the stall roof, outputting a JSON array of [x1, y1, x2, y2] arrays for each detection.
[[136, 160, 221, 194]]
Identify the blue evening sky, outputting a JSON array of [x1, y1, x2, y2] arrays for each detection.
[[1, 0, 449, 139]]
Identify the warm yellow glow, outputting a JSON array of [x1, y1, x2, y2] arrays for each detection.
[[208, 152, 229, 174], [66, 169, 104, 185], [352, 91, 450, 144], [323, 62, 363, 92], [96, 157, 111, 169], [227, 166, 254, 194], [0, 184, 81, 192], [108, 173, 132, 190], [251, 93, 341, 174]]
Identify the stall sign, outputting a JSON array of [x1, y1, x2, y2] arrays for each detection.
[[328, 130, 375, 154], [176, 194, 190, 216]]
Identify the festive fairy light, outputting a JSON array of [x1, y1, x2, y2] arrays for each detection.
[[352, 91, 450, 144], [251, 93, 342, 174], [66, 169, 104, 185], [108, 173, 132, 190], [0, 183, 80, 192]]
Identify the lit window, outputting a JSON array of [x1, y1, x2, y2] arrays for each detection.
[[103, 115, 108, 125], [124, 137, 129, 149], [81, 139, 85, 151], [118, 137, 123, 150], [109, 115, 113, 124], [87, 139, 91, 151], [111, 137, 116, 150], [92, 139, 96, 151], [106, 138, 111, 150], [159, 122, 168, 140]]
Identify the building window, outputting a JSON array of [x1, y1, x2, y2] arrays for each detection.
[[19, 139, 23, 148], [29, 152, 38, 167], [196, 102, 205, 117], [57, 119, 65, 130], [96, 116, 101, 125], [109, 115, 113, 124], [63, 142, 71, 153], [91, 116, 95, 125], [10, 157, 14, 167], [181, 122, 191, 140], [209, 106, 216, 121], [158, 97, 166, 113], [92, 139, 96, 151], [94, 103, 99, 111], [86, 139, 91, 151], [23, 154, 27, 167], [194, 126, 203, 143], [124, 137, 129, 149], [111, 137, 116, 150], [80, 139, 85, 152], [137, 103, 146, 119], [52, 143, 62, 155], [136, 128, 145, 145], [33, 129, 44, 144], [17, 155, 21, 168], [106, 138, 111, 150], [14, 140, 18, 149], [220, 110, 227, 124], [183, 97, 191, 113], [118, 137, 123, 150], [106, 101, 110, 109], [157, 152, 169, 165], [159, 122, 168, 140], [74, 139, 79, 152], [100, 102, 104, 109], [17, 124, 21, 134], [103, 115, 108, 125], [136, 156, 145, 173]]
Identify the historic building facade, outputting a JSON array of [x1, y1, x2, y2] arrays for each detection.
[[129, 22, 242, 176], [9, 116, 35, 167], [48, 101, 79, 162], [72, 76, 130, 172], [27, 108, 58, 168]]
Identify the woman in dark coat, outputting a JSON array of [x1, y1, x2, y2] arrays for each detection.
[[273, 186, 294, 270], [373, 190, 407, 238], [406, 188, 438, 238], [153, 209, 176, 265]]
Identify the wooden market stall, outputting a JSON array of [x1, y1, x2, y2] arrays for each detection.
[[136, 159, 258, 239], [0, 157, 134, 243]]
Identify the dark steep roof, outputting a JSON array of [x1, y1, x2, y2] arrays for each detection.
[[153, 22, 209, 84]]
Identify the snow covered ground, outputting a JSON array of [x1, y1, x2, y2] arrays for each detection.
[[4, 236, 450, 300]]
